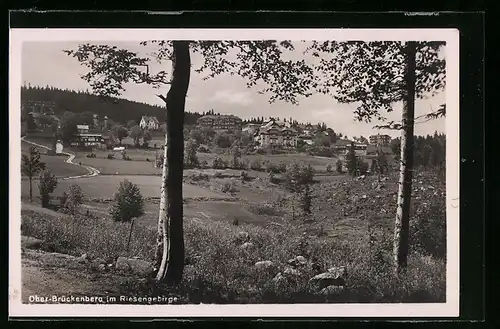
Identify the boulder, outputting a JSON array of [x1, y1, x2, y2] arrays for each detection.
[[283, 267, 302, 277], [21, 236, 43, 250], [271, 272, 287, 286], [309, 266, 347, 290], [254, 260, 274, 270], [319, 285, 345, 296], [240, 242, 254, 250], [115, 257, 154, 276], [287, 255, 308, 267]]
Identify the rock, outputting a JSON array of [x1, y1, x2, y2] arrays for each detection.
[[319, 285, 345, 295], [271, 272, 287, 286], [77, 253, 88, 264], [309, 266, 347, 290], [21, 236, 43, 250], [98, 264, 106, 271], [362, 194, 367, 199], [237, 231, 250, 242], [254, 260, 274, 270], [287, 255, 308, 267], [240, 242, 254, 250], [283, 267, 301, 277], [115, 257, 154, 276]]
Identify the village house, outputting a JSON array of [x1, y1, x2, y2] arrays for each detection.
[[197, 114, 243, 133], [70, 125, 103, 148], [139, 115, 160, 130], [369, 134, 392, 146], [334, 139, 368, 156], [256, 119, 298, 148], [242, 123, 261, 135]]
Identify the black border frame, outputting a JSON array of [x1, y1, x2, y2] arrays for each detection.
[[6, 10, 485, 323]]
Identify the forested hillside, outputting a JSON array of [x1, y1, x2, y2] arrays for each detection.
[[20, 85, 204, 125]]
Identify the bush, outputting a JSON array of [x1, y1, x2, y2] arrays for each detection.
[[185, 141, 200, 168], [109, 179, 145, 222], [250, 158, 262, 171], [212, 156, 227, 170], [284, 163, 315, 192], [268, 172, 279, 184], [107, 153, 115, 159], [86, 153, 96, 158], [326, 164, 333, 172], [336, 159, 343, 173], [240, 171, 250, 182], [62, 184, 85, 215], [38, 170, 58, 208], [220, 180, 238, 194], [410, 196, 446, 259]]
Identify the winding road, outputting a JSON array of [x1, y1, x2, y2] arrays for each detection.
[[21, 136, 100, 180]]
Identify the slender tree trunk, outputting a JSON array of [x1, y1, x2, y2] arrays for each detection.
[[29, 175, 33, 202], [155, 41, 191, 285], [154, 132, 169, 270], [393, 41, 417, 273]]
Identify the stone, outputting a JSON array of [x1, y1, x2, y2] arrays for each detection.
[[309, 266, 347, 290], [98, 264, 106, 271], [283, 267, 301, 277], [240, 242, 254, 250], [287, 255, 308, 267], [271, 272, 287, 285], [21, 236, 43, 250], [115, 257, 154, 276], [254, 260, 274, 270], [319, 285, 345, 295]]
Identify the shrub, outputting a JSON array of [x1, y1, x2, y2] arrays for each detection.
[[284, 163, 315, 192], [200, 160, 209, 169], [107, 153, 115, 159], [410, 197, 446, 259], [38, 170, 58, 208], [336, 159, 343, 173], [109, 179, 145, 222], [221, 180, 238, 194], [240, 171, 250, 182], [277, 162, 287, 173], [326, 164, 333, 172], [185, 141, 200, 168], [62, 184, 85, 215], [265, 162, 282, 174], [268, 172, 279, 184], [212, 156, 227, 169], [250, 158, 262, 171]]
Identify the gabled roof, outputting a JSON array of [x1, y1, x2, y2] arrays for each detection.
[[141, 116, 160, 125]]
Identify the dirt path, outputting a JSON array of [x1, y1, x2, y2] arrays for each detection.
[[21, 136, 100, 179]]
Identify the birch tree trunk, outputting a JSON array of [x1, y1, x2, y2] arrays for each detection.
[[393, 41, 417, 273], [154, 135, 168, 270], [155, 41, 190, 285]]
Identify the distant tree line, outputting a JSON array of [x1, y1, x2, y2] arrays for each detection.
[[390, 132, 446, 169], [21, 85, 203, 126]]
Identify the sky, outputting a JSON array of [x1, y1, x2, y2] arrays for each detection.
[[21, 41, 446, 139]]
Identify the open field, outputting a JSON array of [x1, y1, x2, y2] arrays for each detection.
[[21, 144, 88, 178], [21, 175, 230, 201]]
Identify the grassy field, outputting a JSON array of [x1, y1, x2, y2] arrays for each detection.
[[21, 174, 231, 201], [21, 143, 88, 178]]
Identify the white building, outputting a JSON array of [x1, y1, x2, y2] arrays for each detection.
[[139, 116, 160, 130]]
